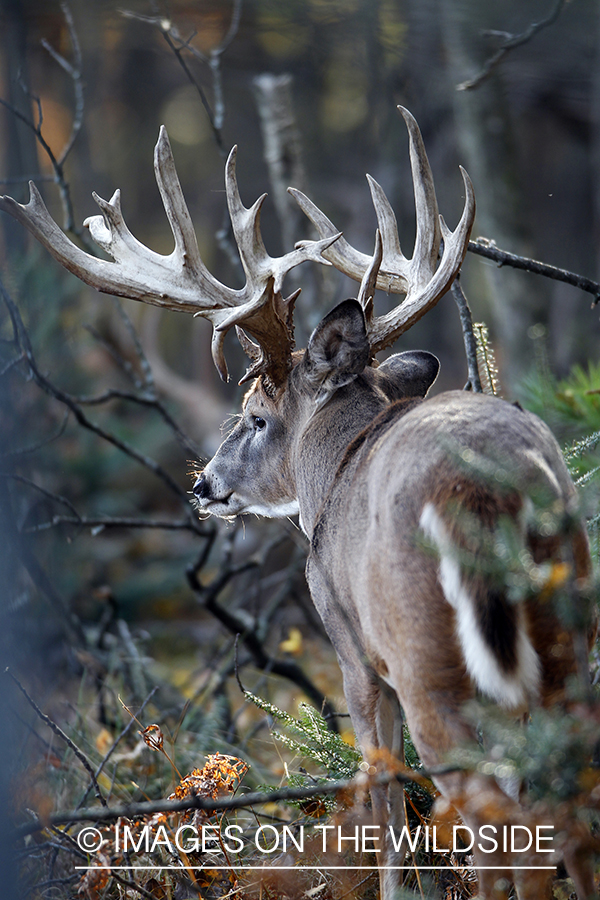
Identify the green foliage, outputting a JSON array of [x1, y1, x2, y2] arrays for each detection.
[[245, 691, 435, 823], [473, 321, 501, 396], [457, 702, 600, 807], [245, 690, 362, 784], [518, 356, 600, 560], [519, 359, 600, 458]]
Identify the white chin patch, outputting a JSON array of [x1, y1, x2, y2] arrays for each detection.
[[244, 499, 300, 518], [196, 496, 299, 520]]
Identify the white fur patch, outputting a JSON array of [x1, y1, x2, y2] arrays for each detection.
[[245, 499, 300, 518], [522, 448, 562, 496], [420, 503, 540, 710]]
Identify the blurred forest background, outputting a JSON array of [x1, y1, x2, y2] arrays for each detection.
[[1, 1, 600, 898]]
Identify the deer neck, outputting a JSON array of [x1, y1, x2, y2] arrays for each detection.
[[293, 378, 392, 538]]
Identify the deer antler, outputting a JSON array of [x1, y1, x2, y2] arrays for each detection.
[[289, 106, 476, 354], [1, 108, 473, 380], [0, 129, 338, 387]]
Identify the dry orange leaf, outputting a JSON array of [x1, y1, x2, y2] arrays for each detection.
[[139, 724, 164, 752]]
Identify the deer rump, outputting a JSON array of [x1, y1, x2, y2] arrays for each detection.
[[306, 390, 589, 761]]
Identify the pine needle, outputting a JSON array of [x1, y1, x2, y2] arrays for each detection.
[[565, 429, 600, 462], [473, 322, 501, 396]]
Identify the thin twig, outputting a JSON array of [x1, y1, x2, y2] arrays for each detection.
[[23, 514, 202, 534], [0, 472, 85, 645], [0, 278, 196, 515], [90, 690, 158, 790], [162, 29, 227, 157], [1, 2, 89, 241], [0, 353, 25, 377], [451, 278, 482, 392], [0, 409, 69, 459], [24, 874, 78, 892], [110, 872, 160, 900], [32, 360, 187, 502], [83, 324, 145, 392], [3, 471, 82, 524], [76, 689, 158, 810], [122, 1, 243, 154], [112, 297, 155, 391], [187, 548, 338, 725], [8, 705, 54, 753], [6, 670, 108, 808], [457, 0, 568, 91], [204, 0, 243, 130], [80, 299, 202, 459], [70, 385, 202, 460], [215, 0, 244, 56], [43, 1, 84, 166]]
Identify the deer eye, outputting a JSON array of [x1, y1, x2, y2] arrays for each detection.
[[253, 416, 266, 431]]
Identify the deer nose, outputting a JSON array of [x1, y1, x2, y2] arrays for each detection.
[[193, 474, 211, 500]]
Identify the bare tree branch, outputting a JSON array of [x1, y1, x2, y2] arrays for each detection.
[[75, 688, 159, 811], [457, 0, 568, 91], [6, 670, 108, 808], [69, 384, 202, 461], [451, 277, 482, 392], [187, 538, 338, 726], [108, 872, 160, 900], [121, 1, 243, 158], [0, 468, 85, 645], [0, 2, 89, 241], [42, 1, 84, 167], [0, 278, 198, 516], [1, 410, 69, 459], [23, 514, 203, 535], [5, 471, 78, 514], [13, 760, 461, 839], [468, 238, 600, 303]]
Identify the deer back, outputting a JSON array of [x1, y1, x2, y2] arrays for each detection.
[[303, 384, 587, 715]]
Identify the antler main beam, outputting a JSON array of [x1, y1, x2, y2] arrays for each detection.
[[0, 129, 337, 386], [289, 106, 476, 355], [1, 107, 474, 383]]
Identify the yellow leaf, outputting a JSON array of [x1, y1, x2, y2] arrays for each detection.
[[97, 772, 112, 793], [95, 727, 113, 756], [542, 562, 571, 596], [279, 627, 303, 656], [340, 729, 356, 747]]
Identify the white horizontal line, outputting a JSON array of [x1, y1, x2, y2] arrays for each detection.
[[74, 865, 558, 871]]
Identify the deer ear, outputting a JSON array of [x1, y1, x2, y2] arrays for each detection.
[[304, 299, 370, 409], [378, 350, 440, 399]]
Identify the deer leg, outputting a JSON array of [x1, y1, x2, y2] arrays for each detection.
[[560, 827, 597, 900], [457, 773, 555, 900], [340, 664, 407, 900], [373, 682, 407, 898], [389, 675, 559, 900]]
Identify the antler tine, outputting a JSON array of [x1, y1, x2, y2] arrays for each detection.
[[0, 130, 339, 387], [398, 106, 440, 288], [357, 229, 383, 324], [368, 162, 475, 355], [212, 147, 340, 387], [290, 105, 475, 355]]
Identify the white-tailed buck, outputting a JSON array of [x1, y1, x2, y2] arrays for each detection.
[[1, 107, 595, 899]]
